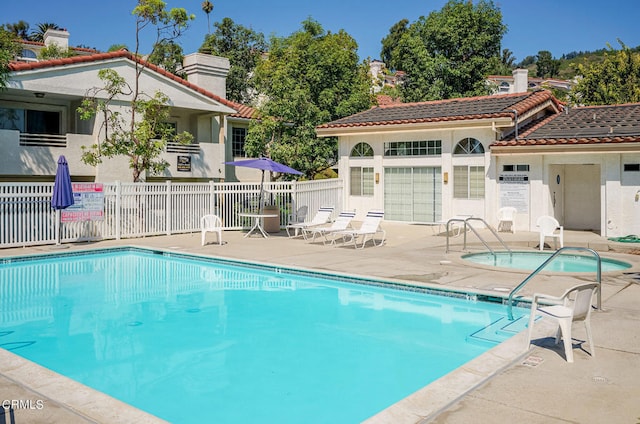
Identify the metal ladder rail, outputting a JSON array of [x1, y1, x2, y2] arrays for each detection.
[[445, 217, 512, 255], [507, 246, 602, 320], [445, 218, 493, 254], [463, 217, 512, 254]]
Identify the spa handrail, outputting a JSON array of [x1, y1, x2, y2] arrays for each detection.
[[507, 247, 602, 320], [445, 217, 511, 257], [463, 218, 511, 254]]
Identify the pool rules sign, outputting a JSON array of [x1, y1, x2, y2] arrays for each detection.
[[499, 174, 529, 213], [61, 183, 105, 222]]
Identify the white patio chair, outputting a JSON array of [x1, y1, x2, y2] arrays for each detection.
[[536, 215, 563, 251], [303, 210, 356, 244], [526, 283, 598, 363], [497, 207, 517, 233], [286, 205, 333, 238], [335, 210, 386, 249], [201, 214, 223, 246]]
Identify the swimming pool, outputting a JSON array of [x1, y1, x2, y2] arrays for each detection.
[[462, 251, 631, 272], [0, 248, 528, 423]]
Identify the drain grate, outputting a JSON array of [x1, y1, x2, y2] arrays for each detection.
[[592, 376, 609, 383]]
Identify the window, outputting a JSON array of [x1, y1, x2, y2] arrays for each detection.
[[454, 166, 485, 199], [350, 142, 373, 157], [26, 110, 60, 134], [503, 164, 530, 172], [499, 82, 510, 92], [453, 138, 484, 155], [624, 164, 640, 172], [0, 108, 61, 134], [20, 49, 37, 60], [0, 108, 24, 131], [350, 167, 374, 196], [232, 127, 247, 157], [384, 140, 441, 156]]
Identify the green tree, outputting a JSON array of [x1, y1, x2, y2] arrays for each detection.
[[569, 41, 640, 106], [380, 18, 408, 69], [535, 50, 560, 78], [108, 44, 129, 52], [199, 17, 267, 104], [246, 18, 373, 179], [0, 28, 21, 89], [29, 22, 61, 42], [387, 0, 506, 102], [78, 0, 195, 182], [38, 43, 76, 60], [148, 39, 185, 77], [3, 21, 30, 39]]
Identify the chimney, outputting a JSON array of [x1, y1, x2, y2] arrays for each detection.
[[513, 68, 528, 94], [43, 28, 69, 50], [183, 53, 230, 99]]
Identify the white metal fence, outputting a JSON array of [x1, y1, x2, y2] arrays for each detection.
[[0, 179, 343, 248]]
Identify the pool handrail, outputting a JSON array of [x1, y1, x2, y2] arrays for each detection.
[[507, 246, 602, 320], [445, 217, 512, 258]]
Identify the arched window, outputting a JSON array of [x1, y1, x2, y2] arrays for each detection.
[[453, 138, 484, 155], [20, 49, 37, 59], [350, 142, 374, 157]]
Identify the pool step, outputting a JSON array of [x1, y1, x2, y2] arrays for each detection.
[[466, 315, 530, 346]]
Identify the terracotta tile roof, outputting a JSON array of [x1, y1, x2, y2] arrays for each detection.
[[226, 101, 257, 120], [318, 91, 558, 129], [9, 50, 239, 112], [493, 103, 640, 147]]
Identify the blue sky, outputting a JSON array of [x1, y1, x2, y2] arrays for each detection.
[[4, 0, 640, 64]]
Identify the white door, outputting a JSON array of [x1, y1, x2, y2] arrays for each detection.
[[564, 164, 600, 231]]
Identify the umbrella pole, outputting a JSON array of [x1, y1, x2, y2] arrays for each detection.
[[55, 209, 61, 245], [258, 169, 265, 213]]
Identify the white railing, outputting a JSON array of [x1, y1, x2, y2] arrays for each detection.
[[0, 179, 343, 248]]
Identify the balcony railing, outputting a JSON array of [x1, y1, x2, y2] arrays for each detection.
[[166, 141, 200, 154], [19, 133, 67, 147]]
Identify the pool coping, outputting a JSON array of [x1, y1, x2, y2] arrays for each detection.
[[446, 249, 640, 278], [0, 245, 542, 423]]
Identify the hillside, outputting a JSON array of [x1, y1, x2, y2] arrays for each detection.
[[518, 45, 640, 80]]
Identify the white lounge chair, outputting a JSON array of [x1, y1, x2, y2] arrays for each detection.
[[303, 210, 356, 244], [536, 215, 563, 250], [497, 207, 517, 233], [286, 205, 334, 238], [201, 214, 223, 245], [526, 283, 598, 363], [335, 210, 385, 248]]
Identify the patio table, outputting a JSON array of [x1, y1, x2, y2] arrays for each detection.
[[238, 212, 279, 238]]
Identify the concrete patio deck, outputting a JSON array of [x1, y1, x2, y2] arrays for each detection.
[[1, 223, 639, 423]]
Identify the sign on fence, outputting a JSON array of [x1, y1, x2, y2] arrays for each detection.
[[62, 183, 105, 222]]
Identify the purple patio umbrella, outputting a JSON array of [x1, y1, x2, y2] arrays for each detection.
[[224, 157, 302, 210], [51, 155, 74, 245]]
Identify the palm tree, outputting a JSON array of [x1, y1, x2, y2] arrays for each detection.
[[202, 1, 214, 35], [30, 22, 61, 42], [4, 21, 30, 40]]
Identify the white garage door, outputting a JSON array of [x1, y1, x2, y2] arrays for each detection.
[[384, 167, 442, 222]]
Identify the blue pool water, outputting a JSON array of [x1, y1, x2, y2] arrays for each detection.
[[462, 251, 631, 272], [0, 249, 527, 423]]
